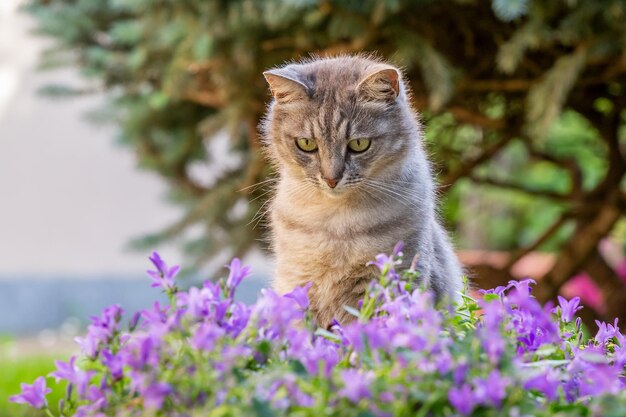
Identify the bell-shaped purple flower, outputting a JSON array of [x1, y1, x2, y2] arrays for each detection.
[[284, 282, 312, 310], [225, 258, 251, 298], [147, 252, 179, 292], [9, 377, 51, 409], [448, 383, 476, 416], [141, 382, 173, 409], [553, 296, 583, 323], [523, 369, 560, 401], [338, 369, 374, 403], [102, 349, 124, 381], [191, 322, 226, 351], [595, 318, 619, 344], [473, 370, 509, 406]]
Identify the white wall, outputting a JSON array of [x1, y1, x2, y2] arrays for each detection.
[[0, 0, 182, 278]]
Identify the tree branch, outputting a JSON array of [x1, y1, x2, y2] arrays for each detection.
[[536, 194, 622, 302], [468, 175, 572, 201], [505, 212, 571, 269], [447, 106, 505, 129], [439, 134, 514, 190]]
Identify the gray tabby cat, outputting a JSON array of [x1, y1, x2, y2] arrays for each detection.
[[260, 55, 463, 327]]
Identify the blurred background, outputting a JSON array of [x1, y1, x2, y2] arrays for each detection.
[[1, 0, 626, 414]]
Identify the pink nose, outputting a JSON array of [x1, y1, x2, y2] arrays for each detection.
[[323, 177, 339, 188]]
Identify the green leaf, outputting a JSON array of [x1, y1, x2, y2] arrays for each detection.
[[497, 19, 545, 73], [343, 305, 361, 318], [314, 328, 342, 342], [288, 360, 308, 375], [109, 20, 144, 45], [482, 293, 501, 302], [526, 46, 588, 140], [192, 34, 215, 61], [252, 398, 275, 417]]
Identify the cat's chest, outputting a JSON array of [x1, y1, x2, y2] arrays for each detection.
[[271, 200, 403, 279]]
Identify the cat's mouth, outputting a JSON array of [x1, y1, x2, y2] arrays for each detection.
[[317, 179, 358, 198], [322, 186, 347, 197]]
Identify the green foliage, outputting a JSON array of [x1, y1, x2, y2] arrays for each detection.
[[23, 0, 626, 286]]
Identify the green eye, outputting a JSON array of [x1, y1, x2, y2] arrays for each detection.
[[347, 138, 371, 152], [296, 138, 318, 152]]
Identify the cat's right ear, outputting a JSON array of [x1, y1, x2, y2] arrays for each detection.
[[357, 67, 400, 103], [263, 69, 309, 104]]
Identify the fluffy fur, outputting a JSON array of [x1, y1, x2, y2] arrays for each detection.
[[260, 55, 463, 327]]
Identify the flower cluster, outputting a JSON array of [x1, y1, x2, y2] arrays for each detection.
[[10, 250, 626, 416]]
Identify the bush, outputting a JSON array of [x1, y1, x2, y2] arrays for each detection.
[[10, 248, 626, 416]]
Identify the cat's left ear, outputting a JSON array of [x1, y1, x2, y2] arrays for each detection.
[[263, 69, 309, 104], [357, 67, 400, 102]]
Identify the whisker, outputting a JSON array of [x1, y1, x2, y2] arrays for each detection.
[[365, 179, 423, 200], [248, 187, 276, 203], [362, 182, 411, 206], [363, 180, 416, 206], [238, 177, 279, 193]]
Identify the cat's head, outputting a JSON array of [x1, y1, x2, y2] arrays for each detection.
[[260, 56, 418, 197]]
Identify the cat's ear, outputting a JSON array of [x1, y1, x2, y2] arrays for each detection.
[[263, 69, 309, 104], [357, 67, 400, 102]]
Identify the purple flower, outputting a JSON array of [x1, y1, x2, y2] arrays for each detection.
[[225, 258, 251, 297], [479, 285, 508, 297], [391, 241, 404, 257], [83, 385, 107, 411], [595, 318, 619, 344], [473, 370, 509, 406], [338, 369, 374, 403], [191, 322, 225, 351], [453, 361, 469, 385], [343, 321, 386, 352], [254, 288, 304, 335], [260, 375, 314, 409], [177, 287, 212, 318], [102, 349, 124, 381], [88, 305, 124, 343], [367, 242, 403, 278], [49, 356, 78, 383], [9, 377, 51, 409], [224, 301, 251, 337], [552, 296, 583, 323], [147, 251, 179, 292], [479, 301, 507, 363], [49, 356, 94, 398], [141, 382, 173, 409], [141, 301, 168, 327], [287, 332, 340, 377], [448, 383, 476, 416], [122, 334, 160, 371], [74, 334, 100, 359], [568, 346, 622, 398], [505, 289, 560, 353], [524, 369, 560, 401], [505, 279, 536, 296], [128, 311, 142, 331], [284, 282, 312, 310]]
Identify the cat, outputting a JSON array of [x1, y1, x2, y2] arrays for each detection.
[[260, 55, 463, 328]]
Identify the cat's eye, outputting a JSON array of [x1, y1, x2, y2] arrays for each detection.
[[347, 138, 371, 153], [296, 137, 318, 152]]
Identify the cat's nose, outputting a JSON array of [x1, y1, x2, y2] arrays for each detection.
[[323, 177, 339, 188]]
